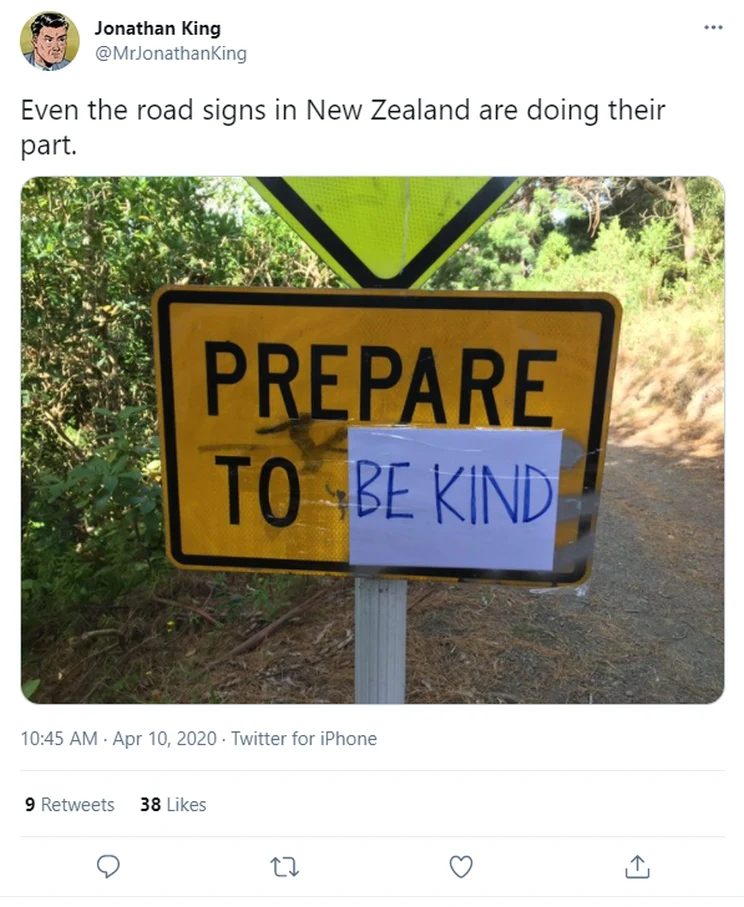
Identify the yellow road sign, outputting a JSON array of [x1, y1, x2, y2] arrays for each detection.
[[153, 287, 621, 584], [248, 177, 524, 288]]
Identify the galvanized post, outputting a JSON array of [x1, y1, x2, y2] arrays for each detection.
[[354, 577, 407, 704]]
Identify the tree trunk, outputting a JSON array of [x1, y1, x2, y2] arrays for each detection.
[[670, 177, 696, 262], [636, 177, 697, 262]]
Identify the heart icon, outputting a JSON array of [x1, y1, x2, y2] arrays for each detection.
[[449, 855, 473, 878]]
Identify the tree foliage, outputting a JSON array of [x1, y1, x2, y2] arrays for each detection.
[[22, 177, 339, 630], [426, 177, 724, 311]]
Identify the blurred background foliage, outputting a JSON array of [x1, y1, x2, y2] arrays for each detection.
[[21, 176, 723, 642]]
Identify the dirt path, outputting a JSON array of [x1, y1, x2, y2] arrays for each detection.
[[585, 441, 723, 702]]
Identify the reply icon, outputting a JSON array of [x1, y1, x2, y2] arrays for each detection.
[[97, 854, 120, 879]]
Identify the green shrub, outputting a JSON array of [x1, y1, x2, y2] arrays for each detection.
[[22, 408, 166, 631], [519, 218, 678, 311]]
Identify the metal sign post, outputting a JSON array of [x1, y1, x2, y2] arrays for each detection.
[[354, 577, 407, 704]]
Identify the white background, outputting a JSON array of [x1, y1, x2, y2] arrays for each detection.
[[2, 0, 738, 902]]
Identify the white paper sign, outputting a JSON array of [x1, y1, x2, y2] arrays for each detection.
[[348, 427, 563, 572]]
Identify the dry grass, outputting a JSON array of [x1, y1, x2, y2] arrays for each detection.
[[30, 566, 721, 705], [611, 301, 723, 460]]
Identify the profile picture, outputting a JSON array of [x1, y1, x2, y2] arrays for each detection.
[[20, 11, 79, 71]]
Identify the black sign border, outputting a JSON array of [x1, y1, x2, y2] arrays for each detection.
[[254, 177, 519, 288], [156, 289, 618, 585]]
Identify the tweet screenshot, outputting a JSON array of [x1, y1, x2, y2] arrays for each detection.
[[4, 1, 739, 904]]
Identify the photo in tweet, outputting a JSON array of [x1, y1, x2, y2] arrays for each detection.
[[20, 176, 723, 705]]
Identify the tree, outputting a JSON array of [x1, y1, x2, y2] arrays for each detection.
[[634, 177, 696, 262]]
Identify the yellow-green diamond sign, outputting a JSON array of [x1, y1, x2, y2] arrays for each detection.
[[248, 177, 524, 288]]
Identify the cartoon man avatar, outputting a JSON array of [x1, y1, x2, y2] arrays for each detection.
[[25, 12, 70, 70]]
